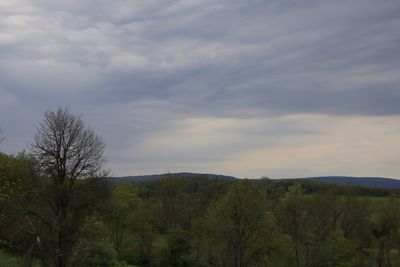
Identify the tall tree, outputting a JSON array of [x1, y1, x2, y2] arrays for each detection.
[[276, 183, 307, 267], [203, 181, 283, 267], [0, 152, 38, 224], [373, 196, 400, 267], [29, 107, 109, 267], [0, 152, 43, 264]]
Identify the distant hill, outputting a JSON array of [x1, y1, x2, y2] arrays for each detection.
[[304, 176, 400, 189], [109, 173, 400, 189], [109, 172, 237, 184]]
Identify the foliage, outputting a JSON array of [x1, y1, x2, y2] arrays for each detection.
[[201, 181, 288, 267], [0, 152, 38, 205], [2, 138, 400, 267], [70, 218, 118, 267], [107, 184, 154, 265], [0, 249, 42, 267], [152, 229, 195, 267]]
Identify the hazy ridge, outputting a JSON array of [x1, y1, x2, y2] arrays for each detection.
[[110, 173, 400, 188]]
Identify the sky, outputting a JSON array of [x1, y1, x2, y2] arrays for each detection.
[[0, 0, 400, 179]]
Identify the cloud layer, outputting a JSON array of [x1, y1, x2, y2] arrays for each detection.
[[1, 0, 399, 178]]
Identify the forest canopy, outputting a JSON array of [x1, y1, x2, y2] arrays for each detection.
[[1, 109, 400, 267]]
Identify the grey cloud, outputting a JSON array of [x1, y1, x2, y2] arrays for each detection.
[[2, 0, 399, 118], [1, 0, 400, 177]]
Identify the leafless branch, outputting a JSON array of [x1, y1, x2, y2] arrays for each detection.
[[30, 107, 106, 183]]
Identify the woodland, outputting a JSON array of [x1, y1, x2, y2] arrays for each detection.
[[1, 108, 400, 267]]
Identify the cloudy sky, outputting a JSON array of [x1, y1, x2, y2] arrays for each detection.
[[1, 0, 400, 178]]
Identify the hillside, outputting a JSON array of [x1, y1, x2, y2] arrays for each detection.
[[109, 172, 237, 184], [110, 174, 400, 189], [305, 176, 400, 188]]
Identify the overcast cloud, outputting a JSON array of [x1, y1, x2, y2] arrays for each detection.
[[1, 0, 400, 178]]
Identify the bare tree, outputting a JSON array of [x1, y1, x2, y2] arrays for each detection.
[[30, 107, 108, 267], [31, 108, 106, 182]]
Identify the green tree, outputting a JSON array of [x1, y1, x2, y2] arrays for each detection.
[[305, 191, 368, 267], [0, 152, 37, 208], [309, 230, 355, 267], [108, 184, 154, 265], [155, 177, 187, 231], [203, 181, 284, 267], [276, 183, 307, 267], [108, 185, 138, 253], [0, 152, 44, 264], [373, 195, 400, 267], [153, 229, 195, 267], [70, 218, 118, 267]]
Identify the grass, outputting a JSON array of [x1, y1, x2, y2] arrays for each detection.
[[0, 250, 22, 267], [0, 249, 41, 267]]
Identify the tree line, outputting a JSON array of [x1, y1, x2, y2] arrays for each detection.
[[1, 108, 400, 267]]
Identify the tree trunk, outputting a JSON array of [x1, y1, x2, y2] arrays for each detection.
[[56, 196, 68, 267], [57, 229, 67, 267]]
